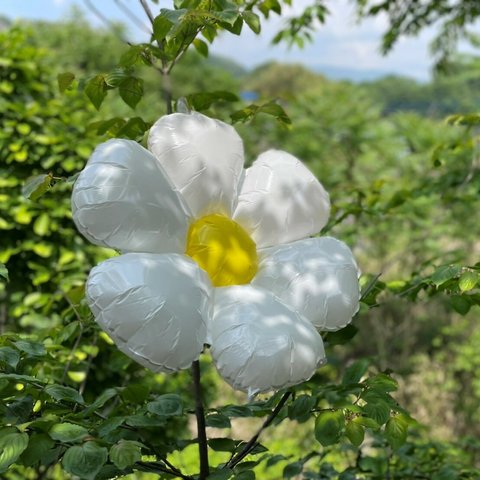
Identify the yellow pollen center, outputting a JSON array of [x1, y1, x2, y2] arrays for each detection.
[[185, 214, 258, 287]]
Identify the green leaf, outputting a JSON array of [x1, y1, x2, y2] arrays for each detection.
[[120, 383, 149, 403], [153, 14, 173, 42], [385, 415, 408, 450], [324, 324, 358, 345], [0, 347, 20, 368], [22, 174, 53, 201], [14, 340, 46, 357], [207, 469, 233, 480], [362, 400, 390, 426], [147, 394, 183, 416], [44, 385, 84, 404], [450, 295, 471, 315], [235, 471, 255, 480], [205, 413, 231, 428], [458, 271, 478, 292], [283, 461, 302, 479], [186, 90, 239, 111], [430, 264, 461, 287], [109, 440, 142, 470], [314, 410, 344, 446], [193, 38, 209, 57], [221, 405, 253, 417], [242, 11, 261, 33], [288, 395, 316, 423], [366, 373, 398, 393], [208, 438, 237, 452], [119, 77, 144, 109], [84, 75, 108, 110], [20, 433, 55, 467], [345, 421, 365, 447], [0, 432, 29, 473], [0, 263, 8, 281], [352, 416, 380, 429], [62, 442, 108, 480], [342, 359, 370, 385], [49, 423, 89, 443], [216, 9, 240, 26], [57, 72, 75, 93], [82, 388, 117, 416]]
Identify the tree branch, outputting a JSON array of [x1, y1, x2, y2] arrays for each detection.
[[226, 391, 292, 469], [192, 360, 209, 479]]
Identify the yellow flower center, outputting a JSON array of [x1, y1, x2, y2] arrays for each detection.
[[185, 214, 258, 287]]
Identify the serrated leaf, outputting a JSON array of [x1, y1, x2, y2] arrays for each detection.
[[22, 174, 53, 201], [109, 440, 142, 470], [0, 263, 8, 281], [314, 410, 344, 446], [353, 416, 380, 429], [147, 394, 182, 416], [342, 359, 369, 385], [63, 442, 108, 479], [19, 433, 55, 467], [362, 400, 390, 426], [0, 432, 29, 473], [242, 11, 261, 33], [324, 324, 358, 345], [44, 385, 84, 404], [283, 461, 302, 478], [57, 72, 75, 93], [49, 423, 89, 442], [385, 415, 408, 450], [345, 421, 364, 447], [186, 90, 239, 111], [459, 271, 478, 292], [208, 468, 233, 480], [119, 77, 144, 108], [84, 75, 108, 110]]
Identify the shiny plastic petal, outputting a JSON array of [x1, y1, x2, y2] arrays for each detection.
[[148, 112, 244, 217], [86, 253, 211, 372], [233, 150, 330, 248], [72, 139, 192, 253], [210, 285, 326, 395], [253, 237, 360, 331]]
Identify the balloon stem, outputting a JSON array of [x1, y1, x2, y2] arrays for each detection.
[[192, 360, 209, 479]]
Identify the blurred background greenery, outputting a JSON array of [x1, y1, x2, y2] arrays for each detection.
[[1, 3, 480, 479]]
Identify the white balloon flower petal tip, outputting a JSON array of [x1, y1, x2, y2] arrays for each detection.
[[72, 111, 360, 394]]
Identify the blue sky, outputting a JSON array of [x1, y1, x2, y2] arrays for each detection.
[[0, 0, 439, 80]]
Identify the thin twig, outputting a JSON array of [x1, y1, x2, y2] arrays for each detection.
[[192, 360, 209, 479], [114, 0, 152, 34], [226, 391, 292, 469]]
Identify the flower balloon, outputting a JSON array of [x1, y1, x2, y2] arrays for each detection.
[[72, 112, 360, 396]]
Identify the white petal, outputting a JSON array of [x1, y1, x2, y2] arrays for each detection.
[[148, 112, 244, 217], [233, 150, 330, 248], [252, 237, 360, 331], [86, 253, 211, 372], [72, 139, 191, 253], [210, 285, 325, 395]]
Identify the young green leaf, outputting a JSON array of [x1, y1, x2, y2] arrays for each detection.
[[345, 421, 365, 447], [342, 359, 370, 385], [314, 410, 344, 446], [84, 75, 108, 110], [458, 271, 478, 292], [57, 72, 75, 93], [242, 11, 261, 34], [44, 385, 84, 404], [119, 77, 144, 109], [22, 174, 53, 201], [385, 415, 408, 450]]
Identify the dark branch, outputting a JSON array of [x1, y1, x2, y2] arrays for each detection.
[[192, 360, 210, 479], [227, 391, 292, 469]]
